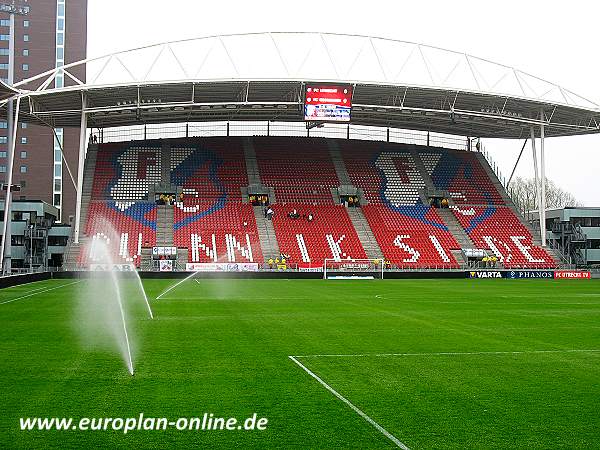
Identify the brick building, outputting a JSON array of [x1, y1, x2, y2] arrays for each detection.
[[0, 0, 87, 223]]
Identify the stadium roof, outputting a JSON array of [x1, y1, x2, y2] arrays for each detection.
[[3, 32, 600, 139], [0, 80, 18, 102]]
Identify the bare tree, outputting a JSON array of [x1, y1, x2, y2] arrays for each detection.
[[508, 177, 583, 211]]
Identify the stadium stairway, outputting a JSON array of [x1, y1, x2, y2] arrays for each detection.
[[253, 206, 280, 260], [161, 141, 171, 182], [156, 204, 174, 247], [436, 208, 474, 264], [327, 139, 352, 185], [243, 137, 262, 185], [328, 139, 383, 259], [346, 208, 383, 260], [409, 147, 437, 203]]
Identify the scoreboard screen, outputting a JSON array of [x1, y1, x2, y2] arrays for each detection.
[[304, 85, 352, 122]]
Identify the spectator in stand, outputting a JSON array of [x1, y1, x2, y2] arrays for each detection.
[[307, 213, 313, 222], [288, 209, 299, 219], [268, 257, 274, 269], [267, 207, 274, 220], [179, 192, 184, 203], [441, 198, 449, 208]]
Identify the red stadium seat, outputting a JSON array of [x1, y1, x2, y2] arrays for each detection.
[[270, 204, 367, 266]]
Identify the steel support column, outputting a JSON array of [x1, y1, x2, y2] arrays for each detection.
[[0, 95, 21, 274], [73, 95, 87, 244], [530, 126, 542, 234], [539, 113, 547, 247]]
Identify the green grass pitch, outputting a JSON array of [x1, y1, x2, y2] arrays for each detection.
[[1, 278, 600, 449]]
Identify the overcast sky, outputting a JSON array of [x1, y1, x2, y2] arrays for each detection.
[[87, 0, 599, 206]]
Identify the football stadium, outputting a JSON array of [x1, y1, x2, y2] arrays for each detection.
[[1, 27, 599, 449]]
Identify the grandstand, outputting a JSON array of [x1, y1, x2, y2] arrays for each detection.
[[73, 135, 556, 269]]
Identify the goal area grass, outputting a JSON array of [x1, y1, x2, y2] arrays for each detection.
[[1, 278, 599, 449]]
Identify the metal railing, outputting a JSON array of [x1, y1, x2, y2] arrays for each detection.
[[95, 121, 470, 151]]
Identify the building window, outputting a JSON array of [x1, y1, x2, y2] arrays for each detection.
[[56, 33, 63, 46], [0, 121, 7, 129], [23, 35, 29, 42], [54, 165, 61, 176], [0, 49, 8, 56], [20, 151, 26, 158], [23, 20, 29, 28], [54, 194, 61, 206], [0, 136, 6, 144], [20, 165, 27, 173], [22, 49, 28, 57], [57, 18, 64, 31], [0, 166, 6, 173], [20, 137, 27, 144], [21, 122, 27, 129], [20, 180, 26, 188], [0, 34, 9, 41], [0, 20, 9, 27], [54, 179, 61, 191], [0, 151, 6, 158], [22, 63, 28, 71], [56, 48, 64, 60], [0, 63, 8, 70]]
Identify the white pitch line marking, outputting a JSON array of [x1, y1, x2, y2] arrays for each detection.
[[289, 355, 409, 449], [293, 349, 600, 358], [0, 280, 81, 306]]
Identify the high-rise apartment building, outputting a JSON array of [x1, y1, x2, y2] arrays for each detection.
[[0, 0, 87, 222]]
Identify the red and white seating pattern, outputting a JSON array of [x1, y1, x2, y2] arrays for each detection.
[[452, 205, 555, 268], [173, 202, 262, 263], [340, 140, 423, 205], [339, 141, 459, 267], [362, 205, 460, 268], [170, 138, 262, 263], [170, 138, 247, 200], [81, 137, 556, 269], [419, 149, 504, 205], [270, 204, 367, 265], [91, 143, 161, 206], [82, 201, 157, 267], [255, 137, 338, 204]]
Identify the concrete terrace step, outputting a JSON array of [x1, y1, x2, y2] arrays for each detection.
[[243, 138, 262, 185], [327, 139, 352, 185], [253, 206, 280, 260], [155, 204, 174, 247], [346, 208, 383, 260], [436, 208, 475, 249]]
